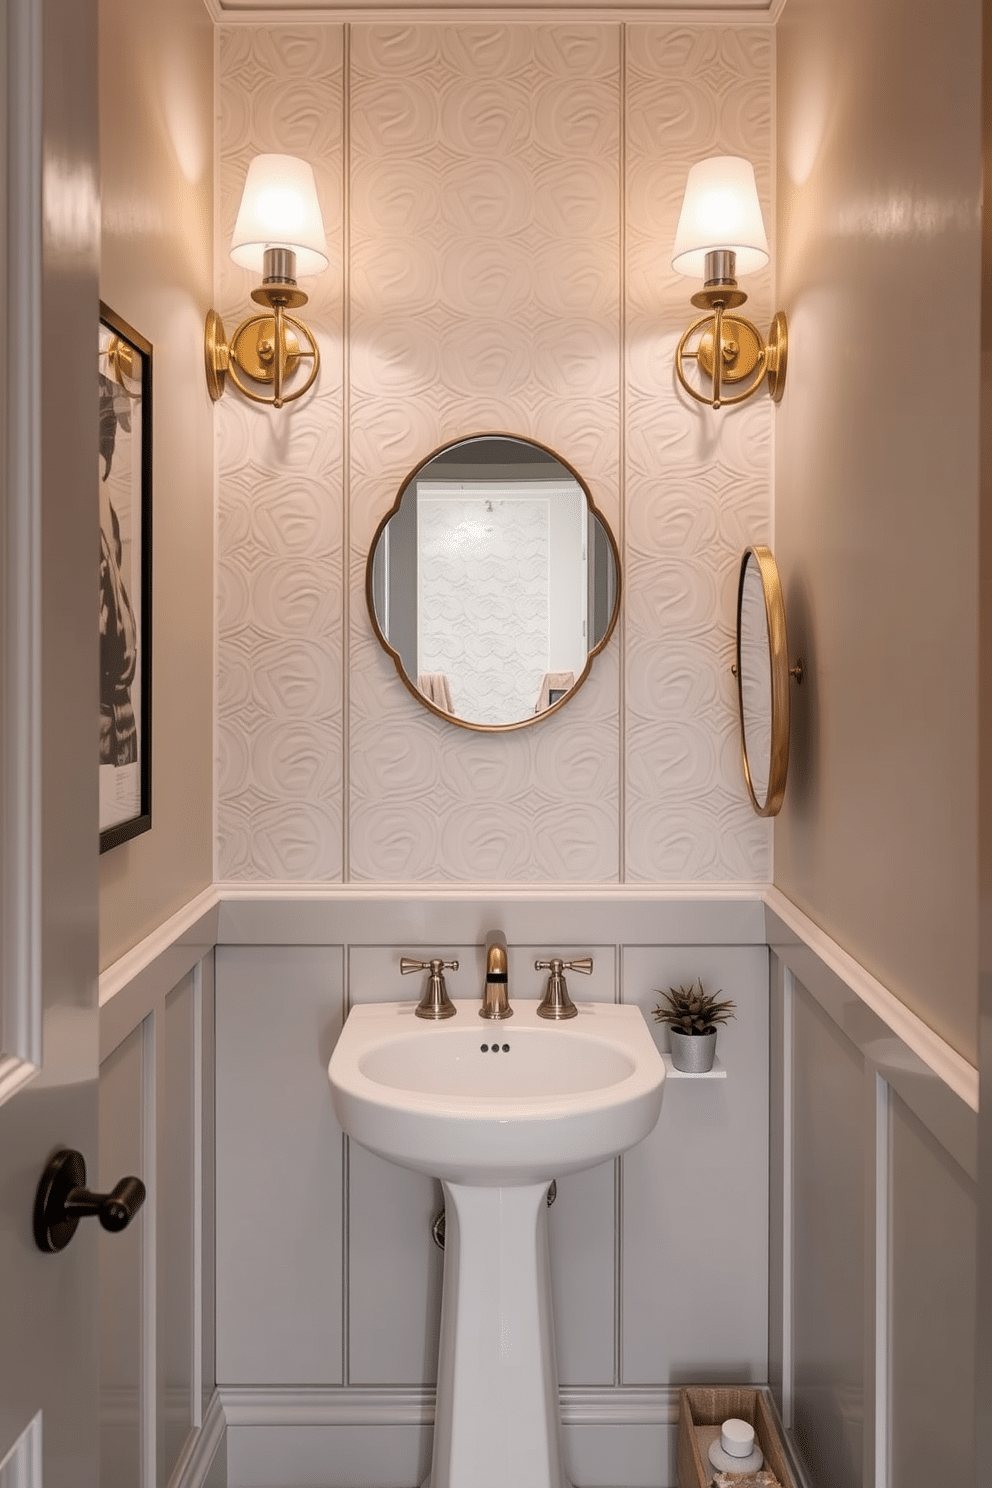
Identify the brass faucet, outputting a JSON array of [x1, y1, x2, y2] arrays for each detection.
[[480, 930, 512, 1020]]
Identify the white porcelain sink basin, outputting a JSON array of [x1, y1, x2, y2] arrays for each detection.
[[328, 999, 665, 1186]]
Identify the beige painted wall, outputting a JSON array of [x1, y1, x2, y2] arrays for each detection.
[[98, 0, 214, 967], [775, 0, 981, 1060]]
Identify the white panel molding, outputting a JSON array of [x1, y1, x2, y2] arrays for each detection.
[[143, 1009, 159, 1488], [214, 884, 768, 950], [0, 1054, 38, 1109], [166, 1391, 226, 1488], [220, 1383, 692, 1427], [869, 1073, 889, 1488], [99, 888, 219, 1060], [764, 886, 979, 1117], [770, 936, 974, 1488], [778, 964, 793, 1429], [192, 964, 205, 1432], [221, 1385, 434, 1426], [218, 1386, 809, 1488], [0, 0, 42, 1111], [0, 1414, 42, 1488]]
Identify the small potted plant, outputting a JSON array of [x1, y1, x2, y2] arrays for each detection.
[[652, 980, 736, 1073]]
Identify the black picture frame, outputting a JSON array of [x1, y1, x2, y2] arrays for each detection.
[[99, 303, 152, 852]]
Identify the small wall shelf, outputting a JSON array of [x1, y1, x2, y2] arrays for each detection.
[[662, 1053, 727, 1080]]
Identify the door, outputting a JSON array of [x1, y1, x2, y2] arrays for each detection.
[[0, 1, 101, 1484]]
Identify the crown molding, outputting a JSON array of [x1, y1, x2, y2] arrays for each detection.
[[208, 5, 777, 23]]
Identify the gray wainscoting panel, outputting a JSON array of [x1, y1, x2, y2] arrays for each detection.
[[99, 1023, 145, 1488], [225, 1422, 431, 1488], [347, 1142, 444, 1386], [766, 951, 787, 1417], [889, 1089, 976, 1486], [161, 974, 196, 1484], [215, 946, 345, 1385], [548, 1157, 617, 1386], [620, 946, 769, 1386], [791, 982, 865, 1488], [201, 952, 218, 1420]]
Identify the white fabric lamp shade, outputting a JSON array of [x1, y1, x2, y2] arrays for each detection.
[[671, 155, 769, 278], [230, 153, 329, 278]]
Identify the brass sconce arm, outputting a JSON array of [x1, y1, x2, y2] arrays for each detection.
[[675, 300, 788, 410], [205, 248, 320, 409], [674, 249, 787, 409], [204, 302, 320, 410]]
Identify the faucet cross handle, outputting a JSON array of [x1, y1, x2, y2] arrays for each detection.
[[534, 956, 592, 1020], [401, 957, 459, 1021]]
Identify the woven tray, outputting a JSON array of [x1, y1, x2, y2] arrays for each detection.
[[676, 1387, 796, 1488]]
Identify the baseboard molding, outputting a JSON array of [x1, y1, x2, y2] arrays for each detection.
[[217, 1384, 806, 1488], [217, 1385, 713, 1488], [168, 1390, 226, 1488], [219, 1384, 683, 1427]]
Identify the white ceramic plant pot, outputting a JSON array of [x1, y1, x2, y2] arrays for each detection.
[[668, 1029, 717, 1073]]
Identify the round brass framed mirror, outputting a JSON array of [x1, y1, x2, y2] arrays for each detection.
[[735, 545, 802, 817], [366, 434, 620, 731]]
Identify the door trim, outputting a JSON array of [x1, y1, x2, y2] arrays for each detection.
[[0, 0, 43, 1108]]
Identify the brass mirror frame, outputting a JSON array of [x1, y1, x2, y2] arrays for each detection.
[[735, 545, 796, 817], [365, 433, 621, 733]]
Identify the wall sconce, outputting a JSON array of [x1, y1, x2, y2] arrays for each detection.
[[672, 155, 787, 409], [204, 153, 328, 409]]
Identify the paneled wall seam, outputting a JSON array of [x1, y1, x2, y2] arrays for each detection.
[[192, 962, 205, 1431], [212, 17, 222, 889], [615, 939, 625, 1387], [143, 1012, 158, 1488], [618, 21, 628, 885], [342, 22, 352, 883], [871, 1073, 890, 1488], [779, 963, 793, 1429], [342, 944, 351, 1385]]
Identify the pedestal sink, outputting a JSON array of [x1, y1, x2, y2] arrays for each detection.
[[328, 999, 666, 1488]]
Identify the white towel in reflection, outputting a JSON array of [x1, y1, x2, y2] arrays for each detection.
[[418, 672, 455, 714], [534, 671, 575, 713]]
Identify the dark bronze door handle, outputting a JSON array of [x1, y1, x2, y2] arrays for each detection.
[[34, 1147, 146, 1253]]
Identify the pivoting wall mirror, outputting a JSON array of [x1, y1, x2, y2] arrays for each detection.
[[735, 545, 803, 816], [366, 435, 620, 731]]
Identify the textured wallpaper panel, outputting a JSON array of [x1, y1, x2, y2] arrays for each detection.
[[624, 25, 773, 880], [348, 24, 622, 882], [215, 22, 773, 884], [216, 26, 345, 880]]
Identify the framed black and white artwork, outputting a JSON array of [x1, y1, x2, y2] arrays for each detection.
[[99, 303, 152, 852]]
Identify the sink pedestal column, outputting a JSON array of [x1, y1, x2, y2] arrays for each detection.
[[431, 1179, 569, 1488]]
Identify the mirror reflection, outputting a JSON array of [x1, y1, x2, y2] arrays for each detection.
[[738, 558, 772, 806], [735, 545, 796, 817], [367, 436, 620, 730]]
